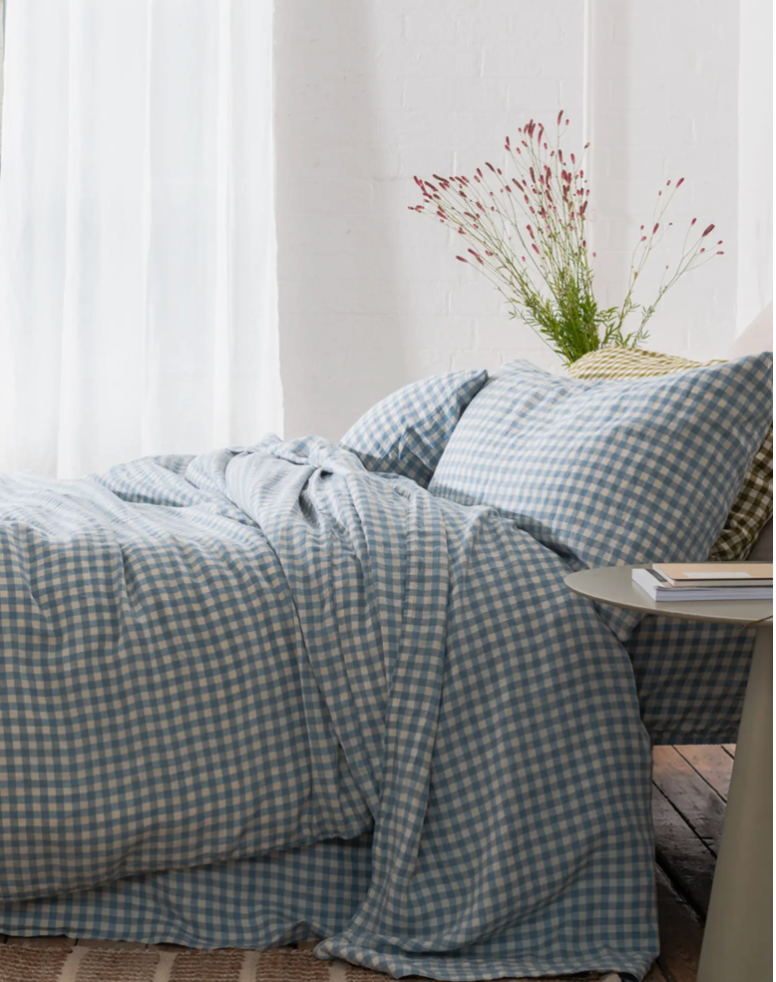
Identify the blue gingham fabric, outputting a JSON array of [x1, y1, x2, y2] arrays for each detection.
[[0, 435, 656, 980], [340, 369, 488, 487], [626, 618, 756, 745], [429, 353, 773, 640]]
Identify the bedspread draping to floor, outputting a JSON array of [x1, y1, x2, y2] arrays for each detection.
[[0, 437, 656, 980]]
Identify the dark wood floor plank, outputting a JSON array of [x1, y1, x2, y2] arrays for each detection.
[[652, 747, 725, 853], [674, 745, 733, 802], [652, 784, 715, 916], [655, 866, 704, 982], [644, 959, 671, 982]]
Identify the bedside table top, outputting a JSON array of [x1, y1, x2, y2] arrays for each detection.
[[565, 565, 773, 626]]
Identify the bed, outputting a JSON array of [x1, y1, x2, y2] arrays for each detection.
[[0, 348, 771, 982]]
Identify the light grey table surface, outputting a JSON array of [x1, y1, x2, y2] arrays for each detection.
[[565, 565, 772, 626]]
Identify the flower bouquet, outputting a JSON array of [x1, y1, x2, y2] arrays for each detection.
[[409, 113, 723, 365]]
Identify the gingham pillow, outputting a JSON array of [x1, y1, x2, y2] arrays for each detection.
[[429, 354, 773, 571], [340, 369, 488, 488], [569, 348, 774, 561]]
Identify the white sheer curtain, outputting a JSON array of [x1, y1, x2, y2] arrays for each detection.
[[0, 0, 282, 478]]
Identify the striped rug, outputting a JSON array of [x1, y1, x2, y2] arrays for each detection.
[[0, 938, 620, 982]]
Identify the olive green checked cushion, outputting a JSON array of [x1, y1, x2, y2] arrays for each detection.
[[568, 348, 773, 562]]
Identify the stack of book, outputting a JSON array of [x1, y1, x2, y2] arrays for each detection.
[[632, 563, 773, 601]]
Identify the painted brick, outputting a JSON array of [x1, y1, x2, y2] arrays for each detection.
[[276, 0, 751, 440]]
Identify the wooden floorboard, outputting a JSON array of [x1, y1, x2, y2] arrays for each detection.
[[644, 961, 671, 982], [654, 866, 705, 982], [673, 745, 733, 801], [652, 784, 715, 915], [645, 966, 671, 982], [650, 743, 735, 982], [652, 746, 726, 853]]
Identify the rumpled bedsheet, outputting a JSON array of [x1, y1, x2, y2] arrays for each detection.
[[0, 437, 656, 980]]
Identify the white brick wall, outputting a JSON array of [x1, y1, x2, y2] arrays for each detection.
[[276, 0, 769, 439], [737, 0, 773, 332]]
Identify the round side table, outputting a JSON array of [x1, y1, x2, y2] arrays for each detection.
[[566, 566, 772, 982]]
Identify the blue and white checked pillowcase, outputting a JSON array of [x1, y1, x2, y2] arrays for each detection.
[[340, 369, 488, 488], [429, 353, 773, 571]]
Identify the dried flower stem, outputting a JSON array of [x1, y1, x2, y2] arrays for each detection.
[[409, 118, 723, 365]]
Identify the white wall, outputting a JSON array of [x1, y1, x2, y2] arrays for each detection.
[[276, 0, 771, 440], [586, 0, 742, 361], [737, 0, 773, 332]]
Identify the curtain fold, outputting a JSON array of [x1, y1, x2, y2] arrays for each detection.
[[0, 0, 281, 478]]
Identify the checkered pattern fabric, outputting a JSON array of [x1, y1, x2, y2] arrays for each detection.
[[340, 369, 488, 488], [626, 617, 756, 745], [566, 349, 771, 741], [0, 436, 656, 980], [568, 347, 774, 562], [430, 353, 772, 577]]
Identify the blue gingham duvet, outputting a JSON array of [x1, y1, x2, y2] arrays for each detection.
[[0, 437, 656, 980]]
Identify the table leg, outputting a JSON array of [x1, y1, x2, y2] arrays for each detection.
[[696, 623, 772, 982]]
